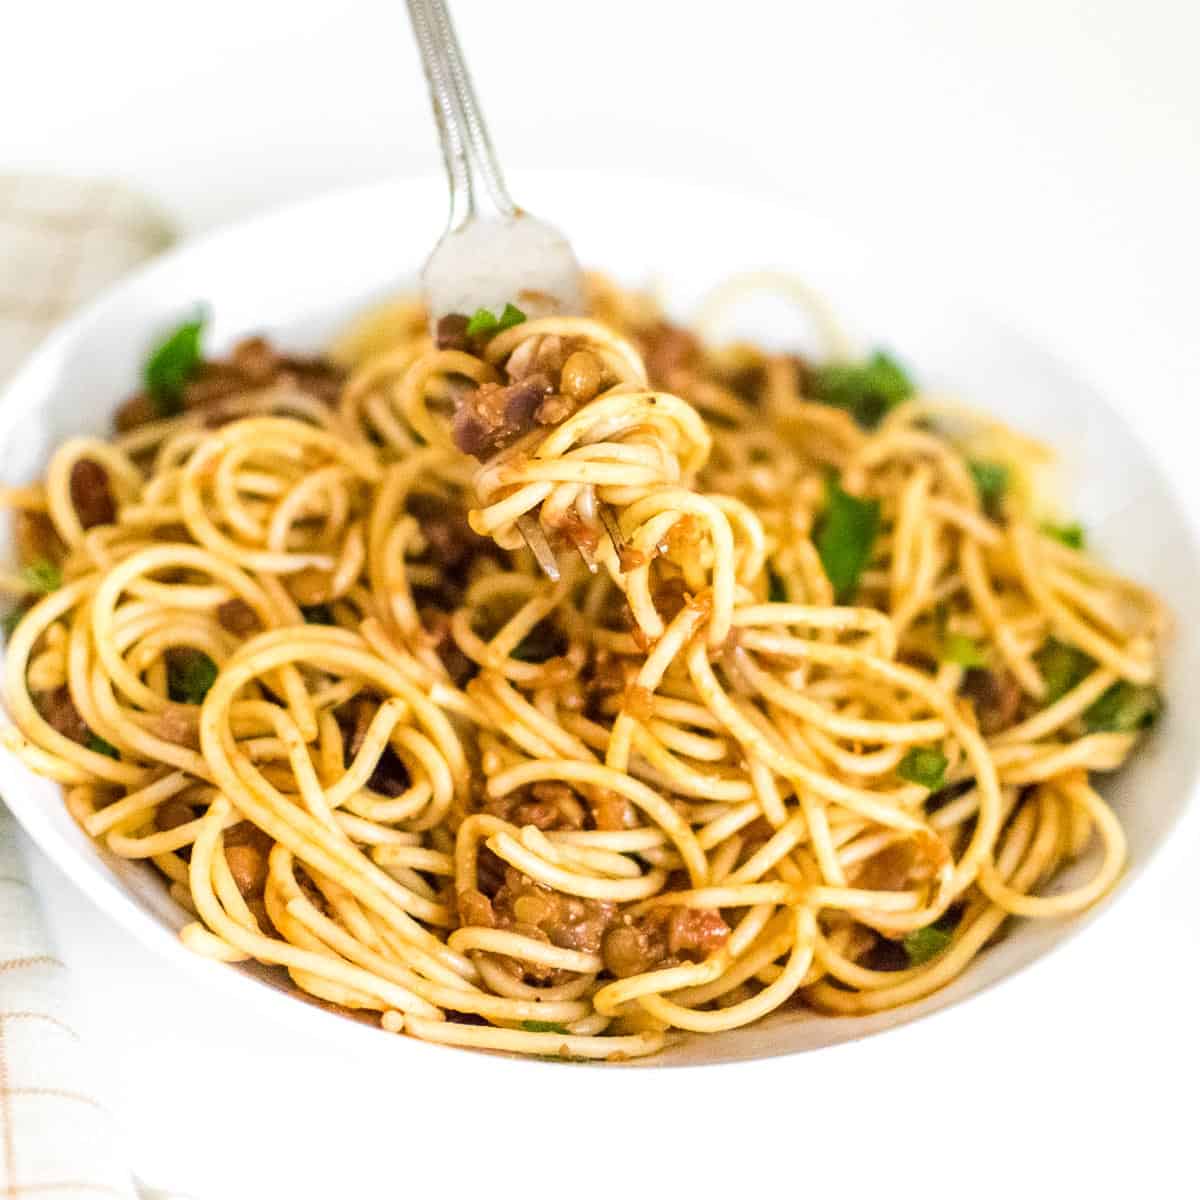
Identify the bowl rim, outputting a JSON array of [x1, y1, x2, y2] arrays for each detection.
[[4, 170, 1200, 1072]]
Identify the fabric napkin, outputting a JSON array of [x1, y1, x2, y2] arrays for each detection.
[[0, 174, 180, 1200]]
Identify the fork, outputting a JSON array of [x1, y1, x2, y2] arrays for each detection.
[[405, 0, 587, 579]]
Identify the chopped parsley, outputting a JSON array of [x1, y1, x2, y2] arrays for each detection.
[[167, 651, 218, 705], [465, 303, 526, 339], [1083, 682, 1162, 733], [942, 632, 988, 668], [86, 734, 119, 759], [21, 559, 62, 593], [521, 1020, 569, 1034], [903, 924, 953, 965], [1040, 521, 1085, 550], [967, 459, 1009, 518], [144, 313, 206, 417], [816, 479, 880, 602], [1035, 638, 1093, 704], [1033, 640, 1161, 730], [809, 350, 914, 429], [897, 746, 948, 790]]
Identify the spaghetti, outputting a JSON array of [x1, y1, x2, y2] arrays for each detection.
[[0, 276, 1166, 1060]]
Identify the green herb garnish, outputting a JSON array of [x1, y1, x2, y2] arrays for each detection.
[[300, 604, 334, 625], [816, 479, 880, 602], [2, 608, 26, 640], [897, 746, 948, 790], [521, 1020, 569, 1034], [465, 303, 526, 339], [87, 734, 119, 759], [968, 459, 1009, 518], [21, 559, 62, 593], [1083, 682, 1162, 733], [167, 651, 218, 705], [144, 313, 206, 416], [1034, 639, 1159, 728], [809, 350, 914, 429], [942, 632, 988, 668], [903, 924, 953, 965], [767, 567, 787, 603], [1040, 521, 1085, 549], [1035, 638, 1093, 704]]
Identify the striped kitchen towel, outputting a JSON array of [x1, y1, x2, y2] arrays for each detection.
[[0, 173, 183, 1200]]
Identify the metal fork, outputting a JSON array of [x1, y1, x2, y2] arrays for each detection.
[[404, 0, 586, 578]]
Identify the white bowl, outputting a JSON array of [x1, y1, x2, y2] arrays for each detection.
[[2, 174, 1197, 1068]]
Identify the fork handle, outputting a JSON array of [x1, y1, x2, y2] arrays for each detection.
[[406, 0, 517, 229]]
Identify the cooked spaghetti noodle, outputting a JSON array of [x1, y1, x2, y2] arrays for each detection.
[[0, 275, 1166, 1060]]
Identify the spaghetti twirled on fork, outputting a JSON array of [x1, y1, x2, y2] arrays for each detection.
[[0, 274, 1165, 1059]]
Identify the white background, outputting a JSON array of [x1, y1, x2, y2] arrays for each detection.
[[4, 1, 1200, 1196]]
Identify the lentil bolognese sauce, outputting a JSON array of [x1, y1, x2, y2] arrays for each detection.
[[0, 273, 1166, 1060]]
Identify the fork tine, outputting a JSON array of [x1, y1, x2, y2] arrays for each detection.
[[516, 513, 560, 581], [572, 533, 600, 574], [599, 503, 625, 558]]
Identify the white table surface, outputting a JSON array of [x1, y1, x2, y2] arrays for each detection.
[[4, 1, 1200, 1196]]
